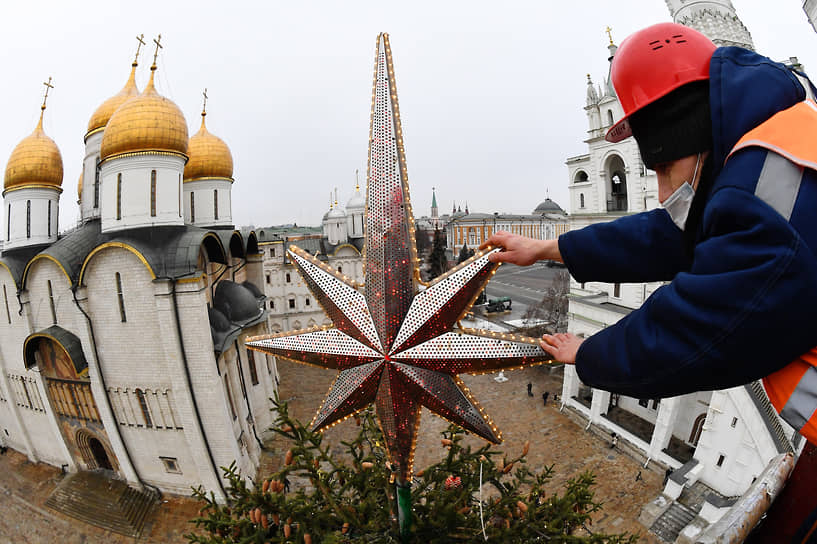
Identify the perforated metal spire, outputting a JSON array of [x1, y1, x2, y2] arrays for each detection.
[[246, 33, 552, 481]]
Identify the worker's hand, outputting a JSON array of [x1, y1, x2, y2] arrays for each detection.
[[539, 333, 583, 364], [480, 231, 562, 266]]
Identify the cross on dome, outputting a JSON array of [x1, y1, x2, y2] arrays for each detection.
[[152, 34, 163, 68], [41, 76, 54, 111], [134, 34, 146, 65]]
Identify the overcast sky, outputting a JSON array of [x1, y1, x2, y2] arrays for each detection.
[[2, 1, 816, 231]]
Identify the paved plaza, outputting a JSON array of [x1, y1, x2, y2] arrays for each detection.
[[0, 361, 663, 543]]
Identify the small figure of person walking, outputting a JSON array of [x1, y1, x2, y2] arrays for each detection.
[[527, 382, 533, 397], [542, 392, 549, 406]]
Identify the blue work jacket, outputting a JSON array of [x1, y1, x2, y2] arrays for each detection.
[[559, 47, 817, 398]]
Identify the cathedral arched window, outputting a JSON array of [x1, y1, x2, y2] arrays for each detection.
[[190, 192, 195, 223], [305, 297, 310, 307], [213, 190, 219, 221], [607, 110, 614, 126], [116, 173, 122, 220], [178, 175, 182, 218], [3, 284, 10, 324], [94, 159, 101, 209], [7, 204, 10, 241], [26, 201, 31, 238], [47, 201, 51, 237], [223, 376, 237, 420], [47, 280, 56, 325], [116, 272, 127, 322], [150, 170, 157, 217], [580, 193, 585, 208], [135, 388, 152, 428]]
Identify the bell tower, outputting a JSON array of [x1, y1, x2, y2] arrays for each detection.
[[665, 0, 754, 50]]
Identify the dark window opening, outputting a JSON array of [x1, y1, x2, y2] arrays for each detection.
[[716, 454, 725, 467], [248, 350, 259, 385], [135, 388, 152, 428], [26, 201, 31, 238], [225, 375, 237, 420], [288, 298, 295, 309], [116, 272, 127, 322], [3, 285, 10, 324], [94, 160, 100, 208], [213, 189, 219, 220], [116, 173, 122, 220], [285, 273, 291, 283], [47, 280, 57, 325], [190, 192, 195, 223], [160, 456, 181, 474], [150, 170, 157, 217]]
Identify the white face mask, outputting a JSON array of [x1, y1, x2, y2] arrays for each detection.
[[662, 153, 701, 230]]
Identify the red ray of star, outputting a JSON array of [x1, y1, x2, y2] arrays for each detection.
[[246, 33, 553, 481]]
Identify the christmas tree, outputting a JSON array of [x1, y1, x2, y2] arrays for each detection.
[[186, 398, 638, 543]]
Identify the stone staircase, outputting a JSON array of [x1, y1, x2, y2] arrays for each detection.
[[44, 471, 159, 538], [650, 502, 697, 542]]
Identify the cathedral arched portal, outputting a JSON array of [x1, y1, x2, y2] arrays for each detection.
[[604, 154, 628, 212], [23, 327, 120, 475], [76, 429, 117, 471]]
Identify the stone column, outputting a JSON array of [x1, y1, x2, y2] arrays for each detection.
[[590, 388, 611, 424], [648, 396, 682, 458], [562, 365, 580, 404]]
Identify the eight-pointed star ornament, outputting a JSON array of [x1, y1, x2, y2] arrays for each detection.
[[246, 33, 553, 482]]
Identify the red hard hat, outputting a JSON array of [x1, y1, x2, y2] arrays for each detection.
[[606, 22, 716, 143]]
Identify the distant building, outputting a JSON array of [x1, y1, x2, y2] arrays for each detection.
[[257, 186, 366, 333], [0, 44, 275, 502], [445, 198, 568, 261]]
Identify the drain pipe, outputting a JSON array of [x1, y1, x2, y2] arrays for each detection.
[[72, 287, 144, 491], [166, 277, 227, 499], [233, 340, 265, 450]]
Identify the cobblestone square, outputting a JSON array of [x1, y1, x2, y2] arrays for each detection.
[[0, 360, 662, 543]]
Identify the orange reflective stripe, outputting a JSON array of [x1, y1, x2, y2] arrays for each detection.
[[729, 100, 817, 171], [764, 359, 810, 415]]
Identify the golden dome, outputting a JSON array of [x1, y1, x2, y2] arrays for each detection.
[[99, 65, 188, 162], [184, 112, 233, 181], [86, 63, 140, 139], [4, 110, 63, 191]]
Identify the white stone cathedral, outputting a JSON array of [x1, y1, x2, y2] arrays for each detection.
[[562, 2, 801, 540], [0, 41, 276, 502]]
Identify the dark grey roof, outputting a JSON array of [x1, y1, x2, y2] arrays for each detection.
[[210, 279, 266, 355], [8, 220, 269, 288], [24, 325, 88, 375], [533, 198, 565, 215], [322, 237, 364, 257], [0, 245, 47, 287]]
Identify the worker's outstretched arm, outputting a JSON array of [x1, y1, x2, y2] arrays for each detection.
[[577, 186, 817, 398]]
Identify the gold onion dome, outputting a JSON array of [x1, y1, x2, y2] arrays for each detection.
[[184, 112, 233, 181], [4, 108, 63, 191], [99, 63, 188, 162], [86, 62, 140, 138]]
